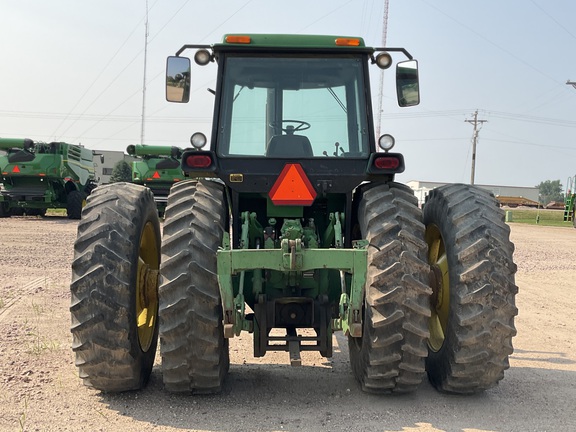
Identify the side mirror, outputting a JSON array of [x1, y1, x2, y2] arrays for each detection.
[[166, 56, 191, 103], [396, 60, 420, 107]]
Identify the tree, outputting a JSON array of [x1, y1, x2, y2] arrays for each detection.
[[536, 179, 564, 205], [109, 160, 132, 183]]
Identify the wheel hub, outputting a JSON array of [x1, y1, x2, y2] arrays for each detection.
[[425, 224, 450, 353], [136, 227, 159, 353], [138, 262, 159, 308], [429, 264, 444, 311]]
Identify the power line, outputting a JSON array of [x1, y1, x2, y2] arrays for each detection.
[[419, 0, 566, 89], [57, 0, 185, 142], [465, 110, 488, 185], [380, 108, 576, 127], [297, 1, 355, 33], [51, 8, 152, 140], [529, 0, 576, 42]]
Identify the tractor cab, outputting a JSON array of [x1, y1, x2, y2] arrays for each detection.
[[166, 34, 419, 181], [166, 34, 420, 246]]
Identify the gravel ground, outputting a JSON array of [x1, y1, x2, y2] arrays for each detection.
[[0, 216, 575, 432]]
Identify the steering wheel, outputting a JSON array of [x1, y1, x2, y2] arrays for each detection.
[[270, 120, 311, 134]]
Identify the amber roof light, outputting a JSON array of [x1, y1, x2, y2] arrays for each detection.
[[335, 38, 361, 47], [225, 35, 251, 44]]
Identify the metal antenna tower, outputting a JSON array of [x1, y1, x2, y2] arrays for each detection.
[[140, 0, 149, 145], [375, 0, 389, 138]]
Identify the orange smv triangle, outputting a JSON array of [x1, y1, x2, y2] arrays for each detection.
[[12, 165, 20, 173], [152, 171, 161, 179], [269, 163, 317, 206]]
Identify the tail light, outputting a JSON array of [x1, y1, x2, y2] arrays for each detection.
[[185, 155, 212, 168], [373, 156, 400, 170], [367, 153, 405, 175], [181, 150, 216, 174]]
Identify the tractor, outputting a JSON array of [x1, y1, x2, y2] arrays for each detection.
[[70, 34, 518, 395], [563, 174, 576, 227], [126, 144, 185, 217]]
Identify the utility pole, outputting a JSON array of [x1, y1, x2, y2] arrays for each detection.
[[465, 110, 487, 185]]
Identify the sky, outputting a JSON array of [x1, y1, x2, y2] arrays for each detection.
[[1, 0, 575, 189]]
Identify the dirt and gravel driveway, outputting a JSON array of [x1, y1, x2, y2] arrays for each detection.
[[0, 217, 575, 432]]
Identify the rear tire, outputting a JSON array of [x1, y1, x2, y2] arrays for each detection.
[[11, 208, 24, 216], [348, 183, 431, 393], [67, 190, 86, 219], [159, 179, 229, 393], [25, 208, 46, 217], [423, 184, 518, 394], [0, 202, 10, 218], [70, 183, 161, 392]]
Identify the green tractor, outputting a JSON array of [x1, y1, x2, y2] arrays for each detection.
[[0, 138, 99, 218], [563, 174, 576, 228], [70, 34, 518, 395], [127, 144, 185, 217]]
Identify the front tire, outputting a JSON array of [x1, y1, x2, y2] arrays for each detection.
[[423, 184, 518, 394], [348, 183, 431, 393], [159, 179, 229, 393], [70, 183, 161, 392]]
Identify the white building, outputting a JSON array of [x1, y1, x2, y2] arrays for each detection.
[[93, 150, 136, 185], [406, 180, 540, 207]]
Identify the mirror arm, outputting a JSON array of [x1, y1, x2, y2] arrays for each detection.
[[373, 47, 413, 60], [176, 44, 212, 56]]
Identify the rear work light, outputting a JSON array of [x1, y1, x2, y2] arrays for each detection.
[[373, 156, 400, 170], [185, 154, 212, 168]]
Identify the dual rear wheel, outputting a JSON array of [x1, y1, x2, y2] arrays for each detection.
[[349, 183, 518, 394], [70, 182, 517, 395], [70, 180, 228, 393]]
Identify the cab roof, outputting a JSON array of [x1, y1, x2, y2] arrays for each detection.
[[213, 34, 374, 53]]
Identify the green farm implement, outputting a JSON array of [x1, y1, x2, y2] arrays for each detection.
[[0, 138, 99, 218], [127, 144, 185, 217]]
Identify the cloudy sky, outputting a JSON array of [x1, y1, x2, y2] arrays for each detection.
[[1, 0, 575, 188]]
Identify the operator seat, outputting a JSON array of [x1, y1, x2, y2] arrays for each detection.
[[266, 134, 313, 157]]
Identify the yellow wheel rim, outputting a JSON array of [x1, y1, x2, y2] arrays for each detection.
[[136, 221, 159, 352], [426, 224, 450, 352]]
